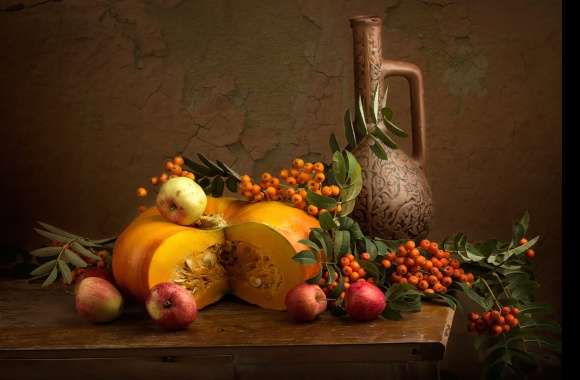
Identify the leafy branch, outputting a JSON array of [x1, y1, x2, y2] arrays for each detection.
[[329, 84, 408, 161], [293, 182, 560, 380], [440, 212, 560, 379], [28, 222, 115, 287], [182, 154, 241, 197]]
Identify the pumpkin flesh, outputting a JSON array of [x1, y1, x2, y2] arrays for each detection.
[[224, 222, 306, 310], [148, 229, 226, 310]]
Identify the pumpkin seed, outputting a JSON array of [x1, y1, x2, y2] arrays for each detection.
[[202, 252, 217, 268], [249, 277, 262, 287]]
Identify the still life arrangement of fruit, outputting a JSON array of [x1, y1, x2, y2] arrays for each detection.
[[23, 89, 560, 379]]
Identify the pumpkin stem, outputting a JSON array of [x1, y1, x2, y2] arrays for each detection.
[[194, 214, 227, 229]]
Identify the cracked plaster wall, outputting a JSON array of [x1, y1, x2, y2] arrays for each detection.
[[0, 0, 561, 377]]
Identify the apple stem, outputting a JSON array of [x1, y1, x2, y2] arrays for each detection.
[[163, 299, 173, 308]]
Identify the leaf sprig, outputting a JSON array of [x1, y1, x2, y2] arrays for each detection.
[[29, 222, 116, 287], [182, 154, 241, 197], [329, 84, 408, 160], [441, 213, 561, 379]]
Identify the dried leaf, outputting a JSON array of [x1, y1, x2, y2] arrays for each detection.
[[58, 260, 72, 284], [64, 249, 87, 268], [33, 229, 71, 244], [29, 247, 61, 257], [91, 236, 117, 245], [71, 242, 100, 261], [30, 259, 57, 276], [37, 222, 79, 240], [41, 267, 58, 288]]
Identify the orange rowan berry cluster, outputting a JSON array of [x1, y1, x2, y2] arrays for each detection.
[[519, 238, 536, 259], [238, 158, 342, 216], [317, 252, 376, 300], [467, 306, 520, 336], [135, 155, 195, 203], [381, 239, 475, 294]]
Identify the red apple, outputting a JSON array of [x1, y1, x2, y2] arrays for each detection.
[[75, 277, 123, 323], [284, 283, 327, 322], [73, 267, 115, 294], [146, 282, 197, 330], [75, 267, 114, 284], [344, 281, 386, 321]]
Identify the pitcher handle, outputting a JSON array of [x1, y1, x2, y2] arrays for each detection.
[[381, 59, 427, 167]]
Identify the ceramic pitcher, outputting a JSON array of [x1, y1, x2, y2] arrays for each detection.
[[349, 16, 433, 240]]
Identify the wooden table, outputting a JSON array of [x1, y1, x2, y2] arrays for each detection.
[[0, 280, 454, 380]]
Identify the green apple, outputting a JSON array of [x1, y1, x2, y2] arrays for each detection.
[[156, 177, 207, 225]]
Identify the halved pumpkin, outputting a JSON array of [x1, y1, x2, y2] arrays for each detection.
[[113, 197, 320, 310]]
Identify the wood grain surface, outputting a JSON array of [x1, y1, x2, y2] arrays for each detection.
[[0, 279, 454, 379]]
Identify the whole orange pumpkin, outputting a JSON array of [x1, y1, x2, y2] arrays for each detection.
[[113, 197, 320, 310]]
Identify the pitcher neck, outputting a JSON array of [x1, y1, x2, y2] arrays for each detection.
[[350, 16, 385, 123]]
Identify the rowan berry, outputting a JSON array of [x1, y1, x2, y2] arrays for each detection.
[[314, 172, 325, 183], [173, 156, 184, 166], [307, 205, 319, 216], [292, 158, 305, 169]]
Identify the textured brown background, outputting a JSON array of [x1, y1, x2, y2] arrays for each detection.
[[0, 0, 561, 377]]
